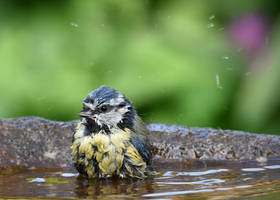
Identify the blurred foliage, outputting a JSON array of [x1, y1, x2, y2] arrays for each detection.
[[0, 0, 280, 135]]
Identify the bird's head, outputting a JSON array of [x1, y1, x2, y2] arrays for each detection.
[[79, 86, 136, 134]]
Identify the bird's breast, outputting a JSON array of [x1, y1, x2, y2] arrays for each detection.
[[72, 127, 139, 177]]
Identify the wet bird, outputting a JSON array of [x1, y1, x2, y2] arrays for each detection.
[[71, 86, 154, 178]]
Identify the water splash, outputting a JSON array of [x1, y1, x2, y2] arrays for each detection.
[[216, 74, 223, 89], [27, 178, 45, 183], [223, 56, 229, 60], [70, 22, 79, 28], [242, 168, 265, 172], [1, 160, 280, 199], [61, 173, 78, 177], [264, 165, 280, 169], [209, 15, 215, 20], [208, 23, 215, 28]]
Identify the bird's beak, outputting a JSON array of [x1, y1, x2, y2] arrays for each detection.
[[78, 111, 91, 118]]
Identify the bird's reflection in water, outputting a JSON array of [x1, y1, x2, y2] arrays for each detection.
[[74, 175, 155, 199]]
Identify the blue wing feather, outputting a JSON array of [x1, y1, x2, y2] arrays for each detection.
[[131, 137, 152, 165]]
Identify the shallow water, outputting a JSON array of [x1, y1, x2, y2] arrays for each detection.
[[1, 159, 280, 199]]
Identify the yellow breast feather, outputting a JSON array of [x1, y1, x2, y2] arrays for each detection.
[[72, 124, 147, 178]]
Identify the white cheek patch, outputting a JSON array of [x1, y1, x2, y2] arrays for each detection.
[[118, 106, 129, 115], [87, 92, 131, 128], [108, 111, 122, 124], [96, 110, 123, 128]]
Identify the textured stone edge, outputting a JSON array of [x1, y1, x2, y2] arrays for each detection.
[[0, 117, 279, 168]]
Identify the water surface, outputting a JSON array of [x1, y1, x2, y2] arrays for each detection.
[[1, 159, 280, 199]]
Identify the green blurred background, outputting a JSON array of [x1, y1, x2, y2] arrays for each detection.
[[1, 0, 280, 135]]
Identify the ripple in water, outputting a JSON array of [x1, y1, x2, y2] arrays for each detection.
[[0, 160, 280, 199]]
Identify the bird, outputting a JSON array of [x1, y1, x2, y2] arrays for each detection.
[[71, 86, 154, 179]]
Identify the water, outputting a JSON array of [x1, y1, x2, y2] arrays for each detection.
[[207, 23, 215, 28], [209, 15, 215, 20], [1, 159, 280, 199], [216, 74, 223, 89], [70, 22, 79, 28]]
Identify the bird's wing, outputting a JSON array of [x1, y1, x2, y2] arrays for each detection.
[[131, 116, 153, 165]]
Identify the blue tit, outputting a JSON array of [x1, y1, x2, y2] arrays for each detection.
[[71, 86, 154, 178]]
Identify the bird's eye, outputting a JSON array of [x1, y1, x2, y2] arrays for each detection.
[[100, 105, 108, 112]]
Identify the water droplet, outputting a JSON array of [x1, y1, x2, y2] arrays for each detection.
[[209, 15, 215, 20], [216, 74, 223, 89], [216, 187, 233, 191], [208, 23, 215, 28], [162, 171, 173, 177], [241, 168, 265, 172], [264, 165, 280, 169], [223, 56, 229, 60], [27, 178, 46, 183], [61, 173, 78, 177], [70, 22, 79, 28], [235, 185, 252, 189]]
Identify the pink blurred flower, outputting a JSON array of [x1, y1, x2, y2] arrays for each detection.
[[229, 14, 269, 57]]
